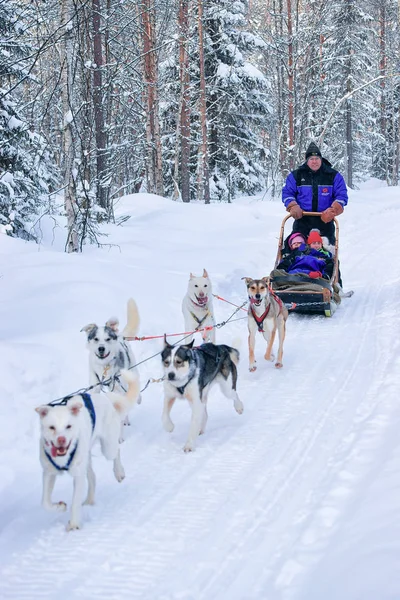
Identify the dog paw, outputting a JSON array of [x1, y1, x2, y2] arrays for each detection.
[[163, 419, 174, 433], [235, 401, 244, 415], [183, 444, 195, 453], [249, 365, 257, 372], [44, 501, 67, 512], [264, 353, 275, 362], [114, 469, 125, 483], [83, 498, 95, 506], [275, 362, 283, 369], [66, 521, 81, 532]]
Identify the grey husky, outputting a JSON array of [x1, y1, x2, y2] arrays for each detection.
[[81, 298, 141, 439], [161, 339, 244, 452]]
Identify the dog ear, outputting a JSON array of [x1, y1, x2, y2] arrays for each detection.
[[202, 268, 209, 278], [190, 272, 195, 279], [35, 405, 49, 418], [106, 317, 119, 332], [164, 334, 174, 348], [241, 277, 254, 285], [261, 277, 270, 285], [68, 400, 83, 416], [182, 339, 195, 349], [80, 323, 97, 333]]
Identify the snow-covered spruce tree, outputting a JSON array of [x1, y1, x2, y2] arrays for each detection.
[[160, 0, 271, 202], [204, 0, 270, 201], [0, 2, 58, 239], [317, 0, 376, 187]]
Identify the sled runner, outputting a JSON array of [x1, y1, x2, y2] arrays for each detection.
[[269, 212, 341, 317]]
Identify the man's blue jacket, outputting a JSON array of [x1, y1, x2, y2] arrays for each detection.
[[282, 160, 348, 212]]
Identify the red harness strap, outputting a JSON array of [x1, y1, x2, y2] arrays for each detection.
[[268, 285, 284, 315], [250, 304, 270, 332]]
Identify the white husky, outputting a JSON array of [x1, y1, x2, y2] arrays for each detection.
[[35, 370, 139, 531], [182, 269, 216, 343]]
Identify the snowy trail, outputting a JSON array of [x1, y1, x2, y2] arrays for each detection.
[[1, 190, 400, 599]]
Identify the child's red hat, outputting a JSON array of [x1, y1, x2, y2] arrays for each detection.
[[307, 230, 323, 244]]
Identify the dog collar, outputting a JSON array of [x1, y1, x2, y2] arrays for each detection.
[[44, 442, 78, 472]]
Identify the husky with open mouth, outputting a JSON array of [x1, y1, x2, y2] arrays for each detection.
[[182, 269, 216, 343], [242, 277, 288, 371], [161, 338, 244, 452], [35, 369, 139, 531], [81, 298, 141, 439]]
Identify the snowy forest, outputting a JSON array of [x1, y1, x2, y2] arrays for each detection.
[[1, 0, 399, 249]]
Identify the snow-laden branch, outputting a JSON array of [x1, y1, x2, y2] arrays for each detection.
[[319, 73, 400, 146]]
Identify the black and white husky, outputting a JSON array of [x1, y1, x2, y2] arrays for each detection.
[[161, 338, 244, 452], [81, 298, 140, 393], [81, 298, 141, 438]]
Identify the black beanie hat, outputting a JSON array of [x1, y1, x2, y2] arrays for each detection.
[[305, 142, 322, 159]]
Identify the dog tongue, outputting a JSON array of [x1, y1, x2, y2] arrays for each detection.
[[51, 446, 58, 458]]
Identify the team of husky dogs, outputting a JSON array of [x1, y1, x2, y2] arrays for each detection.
[[35, 270, 287, 529]]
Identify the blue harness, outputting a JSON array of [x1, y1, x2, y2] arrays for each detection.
[[44, 393, 96, 472]]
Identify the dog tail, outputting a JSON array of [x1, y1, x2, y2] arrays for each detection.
[[121, 298, 140, 339], [229, 347, 240, 365], [112, 369, 140, 417]]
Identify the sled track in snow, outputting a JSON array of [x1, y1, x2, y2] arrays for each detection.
[[2, 236, 399, 599]]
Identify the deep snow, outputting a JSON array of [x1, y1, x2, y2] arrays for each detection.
[[1, 182, 399, 599]]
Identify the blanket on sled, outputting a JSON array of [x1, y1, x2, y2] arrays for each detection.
[[269, 269, 341, 305]]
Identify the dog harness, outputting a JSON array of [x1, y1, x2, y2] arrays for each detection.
[[250, 289, 284, 333], [95, 349, 131, 392], [175, 346, 226, 396], [250, 304, 271, 332], [44, 393, 96, 472], [190, 310, 210, 330], [176, 352, 199, 395]]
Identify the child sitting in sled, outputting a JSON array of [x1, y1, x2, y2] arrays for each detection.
[[277, 230, 334, 280]]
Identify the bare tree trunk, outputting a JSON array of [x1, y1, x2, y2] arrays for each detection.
[[379, 1, 388, 181], [61, 0, 79, 252], [345, 73, 353, 188], [287, 0, 294, 170], [92, 0, 109, 213], [178, 0, 191, 202], [141, 0, 164, 196], [197, 0, 210, 204]]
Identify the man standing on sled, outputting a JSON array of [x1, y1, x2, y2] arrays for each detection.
[[282, 142, 348, 244]]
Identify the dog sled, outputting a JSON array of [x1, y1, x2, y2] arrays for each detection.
[[269, 211, 341, 317]]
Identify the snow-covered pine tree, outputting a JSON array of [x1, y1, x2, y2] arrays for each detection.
[[160, 0, 270, 202], [315, 0, 376, 187], [204, 0, 270, 201], [0, 2, 58, 239]]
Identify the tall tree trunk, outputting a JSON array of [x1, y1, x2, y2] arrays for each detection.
[[178, 0, 191, 202], [141, 0, 164, 196], [379, 1, 387, 181], [287, 0, 294, 170], [197, 0, 210, 203], [92, 0, 109, 213], [61, 0, 79, 252], [345, 73, 353, 188]]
